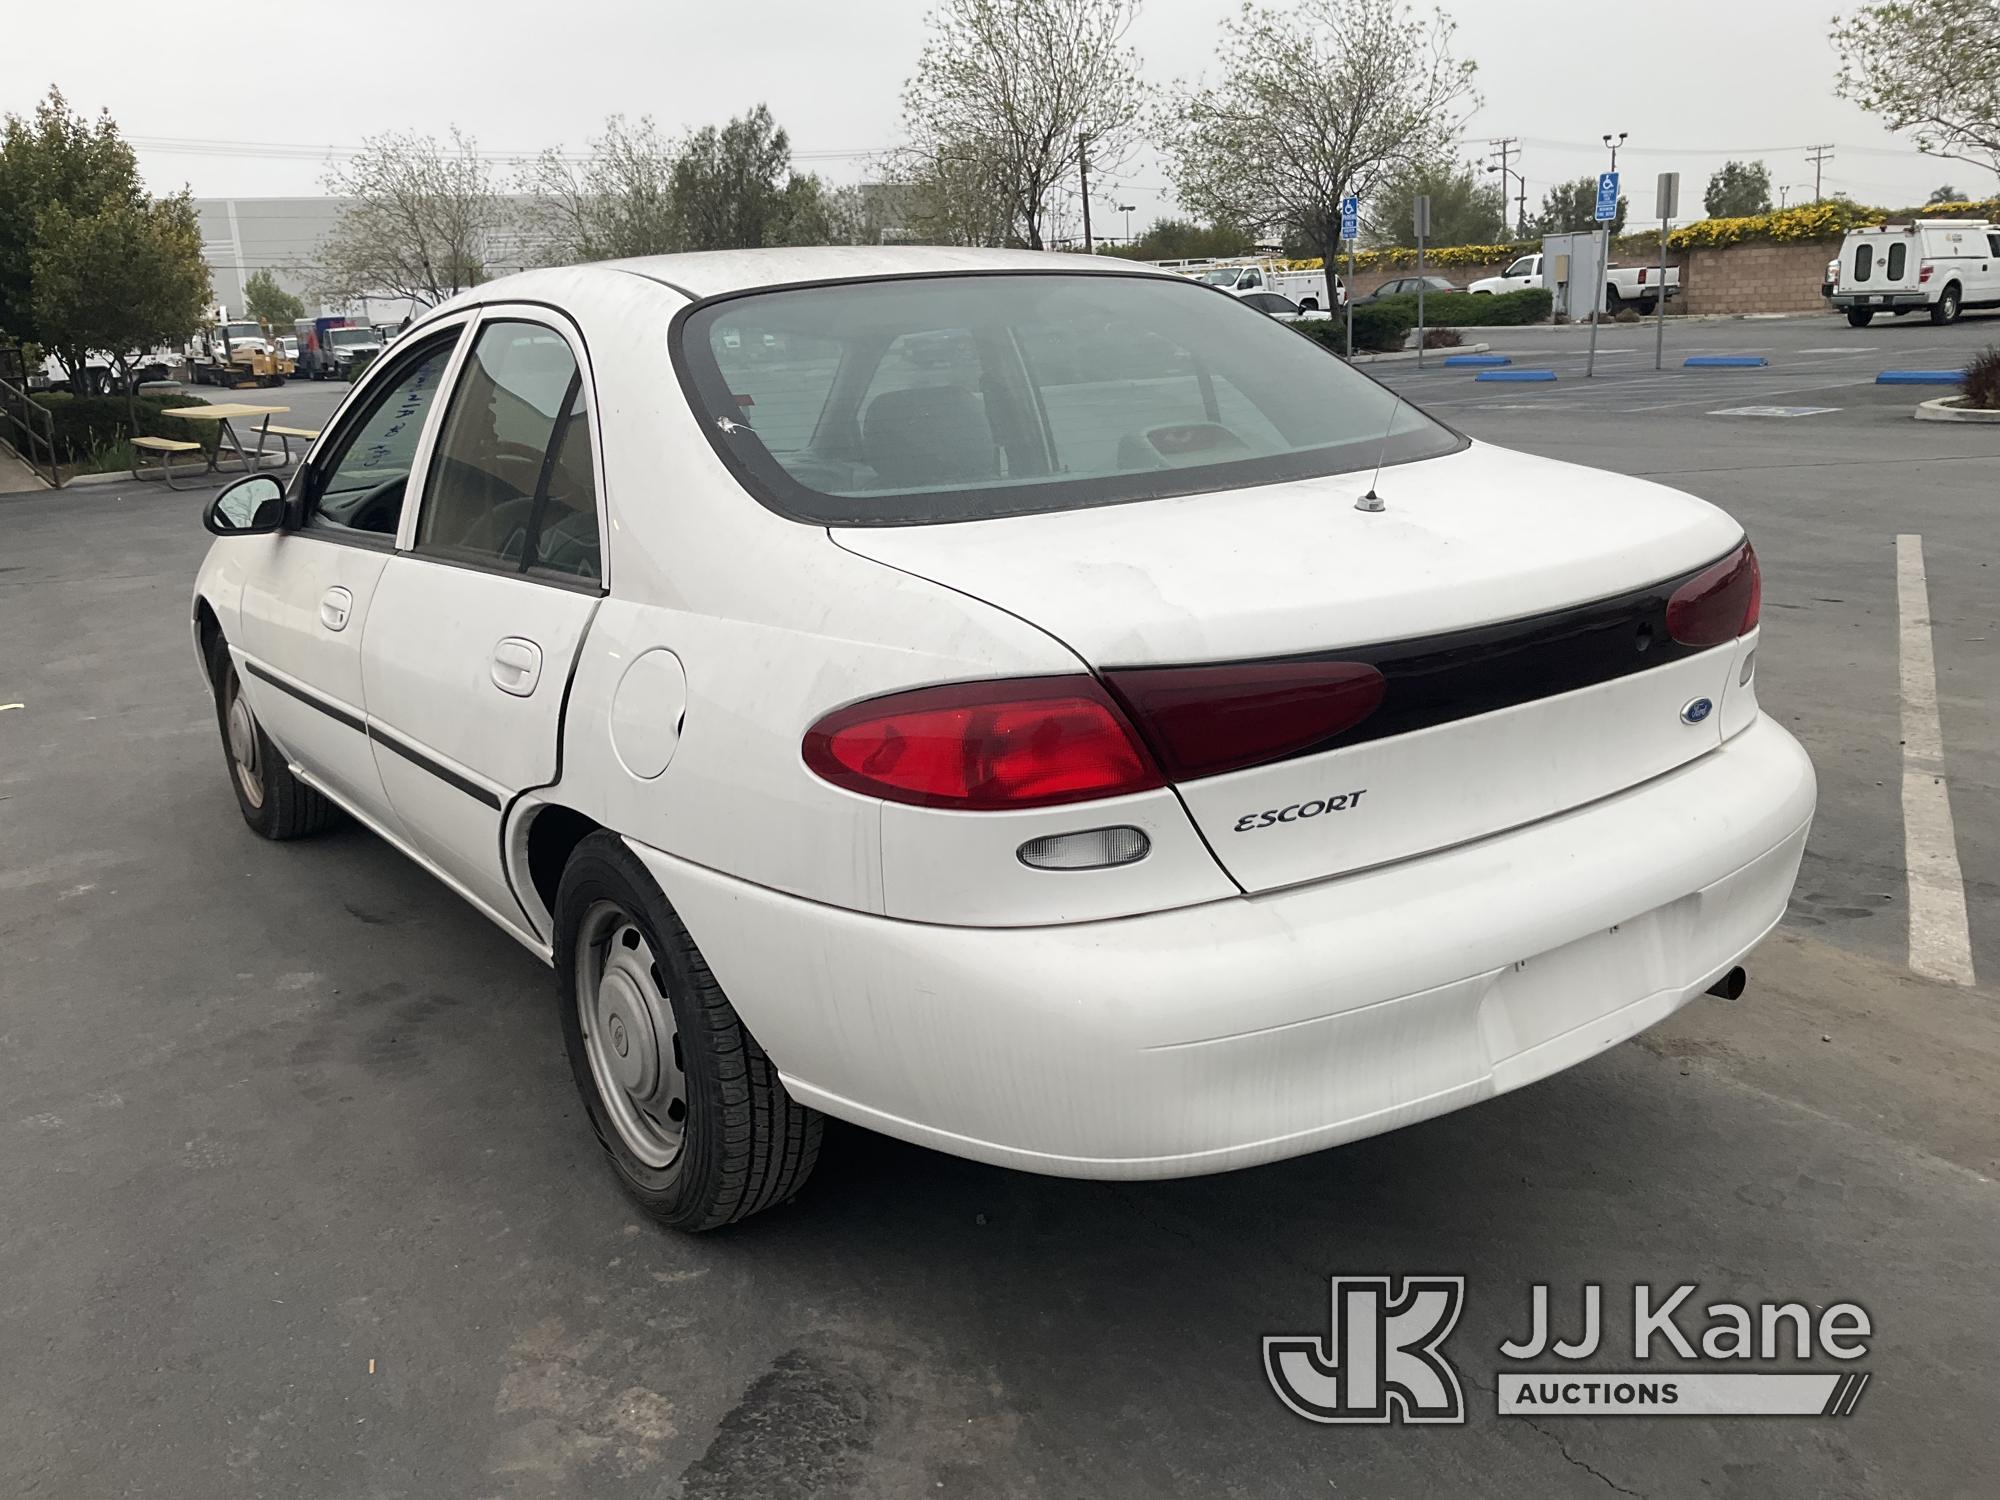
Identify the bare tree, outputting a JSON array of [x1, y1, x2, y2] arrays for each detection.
[[317, 129, 508, 307], [1161, 0, 1478, 277], [892, 147, 1019, 246], [1834, 1, 2000, 180], [898, 0, 1149, 250], [517, 114, 680, 265]]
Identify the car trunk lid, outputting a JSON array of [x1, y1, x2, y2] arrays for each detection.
[[832, 442, 1751, 893]]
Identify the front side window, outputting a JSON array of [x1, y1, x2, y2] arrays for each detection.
[[677, 273, 1460, 526], [417, 320, 600, 580], [1506, 256, 1536, 277], [308, 333, 458, 537]]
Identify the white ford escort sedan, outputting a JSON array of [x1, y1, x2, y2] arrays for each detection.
[[192, 248, 1814, 1229]]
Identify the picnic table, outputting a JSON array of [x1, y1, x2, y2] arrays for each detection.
[[157, 403, 289, 475]]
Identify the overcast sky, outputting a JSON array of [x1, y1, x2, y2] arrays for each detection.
[[5, 0, 1990, 230]]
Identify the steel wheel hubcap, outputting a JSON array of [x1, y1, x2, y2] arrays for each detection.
[[577, 902, 686, 1169], [225, 679, 265, 809]]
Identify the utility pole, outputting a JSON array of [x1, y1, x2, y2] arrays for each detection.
[[1805, 145, 1834, 203], [1078, 134, 1093, 253], [1486, 136, 1521, 234]]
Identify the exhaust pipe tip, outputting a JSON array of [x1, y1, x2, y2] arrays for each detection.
[[1705, 966, 1747, 1001]]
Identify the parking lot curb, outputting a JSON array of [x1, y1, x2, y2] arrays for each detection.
[[1914, 395, 2000, 424], [1878, 370, 1966, 386], [1349, 342, 1490, 366]]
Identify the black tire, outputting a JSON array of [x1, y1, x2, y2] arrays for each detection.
[[204, 633, 338, 840], [1846, 308, 1875, 327], [1604, 285, 1623, 312], [553, 832, 822, 1231], [1930, 285, 1961, 325]]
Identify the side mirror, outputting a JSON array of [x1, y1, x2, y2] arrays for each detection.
[[204, 474, 287, 536]]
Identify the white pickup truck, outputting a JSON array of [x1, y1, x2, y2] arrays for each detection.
[[1468, 252, 1681, 312]]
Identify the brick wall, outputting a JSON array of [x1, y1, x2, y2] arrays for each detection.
[[1681, 240, 1838, 315], [1337, 239, 1837, 315]]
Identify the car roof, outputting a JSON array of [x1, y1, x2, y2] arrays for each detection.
[[462, 246, 1178, 307]]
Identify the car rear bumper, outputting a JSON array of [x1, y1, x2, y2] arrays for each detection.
[[1830, 292, 1926, 308], [633, 715, 1815, 1180]]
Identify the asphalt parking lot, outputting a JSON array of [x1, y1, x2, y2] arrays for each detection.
[[4, 314, 1998, 1498]]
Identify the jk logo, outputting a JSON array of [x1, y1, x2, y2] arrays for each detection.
[[1264, 1276, 1467, 1425]]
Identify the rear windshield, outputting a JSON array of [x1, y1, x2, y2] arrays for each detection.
[[675, 272, 1460, 526]]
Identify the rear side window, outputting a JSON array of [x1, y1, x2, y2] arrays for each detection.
[[1887, 242, 1906, 279], [676, 273, 1459, 526], [1853, 243, 1873, 281], [1988, 233, 2000, 257]]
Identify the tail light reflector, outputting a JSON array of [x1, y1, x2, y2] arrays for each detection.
[[1103, 661, 1386, 782], [802, 677, 1162, 809], [1666, 542, 1761, 647]]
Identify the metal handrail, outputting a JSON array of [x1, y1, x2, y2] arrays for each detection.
[[0, 374, 61, 488]]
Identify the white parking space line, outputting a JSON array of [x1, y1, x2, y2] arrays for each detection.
[[1895, 534, 1976, 986]]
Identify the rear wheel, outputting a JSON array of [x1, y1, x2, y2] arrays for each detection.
[[1930, 285, 1961, 325], [553, 833, 822, 1231], [1604, 286, 1623, 312], [205, 634, 337, 840], [1846, 308, 1875, 327]]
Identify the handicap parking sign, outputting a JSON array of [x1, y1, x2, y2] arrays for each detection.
[[1595, 172, 1620, 222], [1340, 196, 1360, 239]]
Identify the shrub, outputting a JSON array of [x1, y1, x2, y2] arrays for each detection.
[[1964, 347, 2000, 411], [1293, 302, 1415, 355], [1369, 287, 1552, 327], [31, 392, 218, 465], [1614, 307, 1643, 323], [1422, 326, 1464, 348]]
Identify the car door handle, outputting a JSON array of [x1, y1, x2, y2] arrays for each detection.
[[491, 637, 543, 697], [319, 587, 353, 632]]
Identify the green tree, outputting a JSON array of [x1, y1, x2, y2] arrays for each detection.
[[242, 269, 305, 327], [1834, 1, 2000, 178], [899, 0, 1149, 250], [517, 114, 681, 264], [1703, 159, 1772, 217], [30, 193, 209, 404], [1375, 158, 1507, 246], [1927, 182, 1965, 203], [317, 129, 506, 306], [1533, 175, 1627, 235], [0, 87, 144, 346], [1162, 0, 1479, 289], [1096, 216, 1257, 260]]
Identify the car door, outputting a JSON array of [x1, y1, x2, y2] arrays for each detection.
[[359, 311, 605, 932], [234, 322, 469, 826]]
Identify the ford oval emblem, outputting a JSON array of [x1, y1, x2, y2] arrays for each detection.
[[1681, 697, 1714, 725]]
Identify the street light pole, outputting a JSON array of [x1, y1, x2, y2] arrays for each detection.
[[1586, 131, 1626, 379], [1117, 203, 1136, 245]]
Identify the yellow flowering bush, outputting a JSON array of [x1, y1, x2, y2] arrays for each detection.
[[1314, 198, 2000, 269]]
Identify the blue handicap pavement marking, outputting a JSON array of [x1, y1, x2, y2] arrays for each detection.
[[1476, 369, 1558, 383], [1875, 370, 1966, 385], [1685, 355, 1768, 368], [1445, 354, 1510, 367]]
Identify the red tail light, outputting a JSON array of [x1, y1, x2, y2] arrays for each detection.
[[1919, 264, 1934, 283], [1666, 542, 1761, 647], [1103, 661, 1386, 781], [802, 677, 1162, 809]]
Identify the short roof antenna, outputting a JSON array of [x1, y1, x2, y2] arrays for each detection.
[[1355, 383, 1405, 513]]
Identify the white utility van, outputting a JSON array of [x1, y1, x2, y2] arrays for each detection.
[[1193, 260, 1347, 310], [1825, 220, 2000, 326]]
